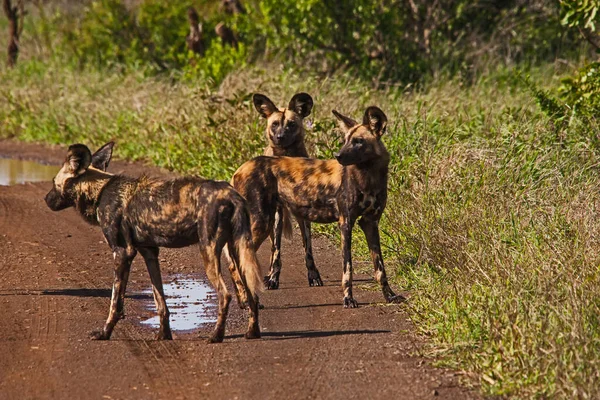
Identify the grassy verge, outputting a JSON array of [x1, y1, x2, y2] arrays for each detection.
[[1, 60, 599, 398]]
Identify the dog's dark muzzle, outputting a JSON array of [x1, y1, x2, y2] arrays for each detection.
[[335, 151, 356, 166], [45, 188, 70, 211]]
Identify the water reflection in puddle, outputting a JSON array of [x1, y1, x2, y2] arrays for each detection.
[[140, 275, 217, 332], [0, 158, 58, 186]]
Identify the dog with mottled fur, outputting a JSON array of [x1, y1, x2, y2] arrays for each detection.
[[44, 142, 262, 342], [249, 92, 323, 292], [230, 106, 404, 307]]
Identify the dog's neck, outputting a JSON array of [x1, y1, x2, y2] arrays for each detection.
[[73, 168, 114, 224], [345, 152, 390, 194], [266, 140, 309, 157]]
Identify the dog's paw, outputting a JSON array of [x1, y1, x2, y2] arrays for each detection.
[[386, 294, 407, 304], [238, 301, 249, 310], [244, 328, 261, 340], [207, 333, 224, 344], [156, 330, 173, 340], [308, 270, 323, 287], [265, 277, 279, 290], [90, 330, 110, 340], [343, 297, 359, 308]]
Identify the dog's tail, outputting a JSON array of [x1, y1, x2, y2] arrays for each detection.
[[230, 197, 264, 297], [281, 206, 293, 240]]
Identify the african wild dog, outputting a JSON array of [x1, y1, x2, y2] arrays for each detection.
[[250, 92, 323, 291], [44, 142, 262, 342], [230, 106, 404, 307]]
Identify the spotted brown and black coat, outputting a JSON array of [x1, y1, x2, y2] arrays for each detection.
[[231, 107, 404, 307], [45, 142, 262, 342], [249, 92, 323, 292]]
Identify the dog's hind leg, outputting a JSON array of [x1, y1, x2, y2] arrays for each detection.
[[358, 217, 405, 303], [298, 218, 323, 287], [139, 247, 173, 340], [202, 246, 231, 343], [91, 246, 136, 340], [227, 259, 248, 308]]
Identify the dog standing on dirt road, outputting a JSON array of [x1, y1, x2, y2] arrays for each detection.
[[231, 106, 404, 307], [44, 142, 262, 342], [251, 92, 323, 291]]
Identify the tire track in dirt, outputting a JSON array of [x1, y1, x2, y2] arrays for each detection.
[[124, 328, 189, 400], [1, 182, 189, 399], [0, 194, 29, 276], [66, 263, 192, 400]]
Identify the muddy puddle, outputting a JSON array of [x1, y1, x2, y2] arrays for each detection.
[[0, 158, 58, 186], [140, 274, 217, 332]]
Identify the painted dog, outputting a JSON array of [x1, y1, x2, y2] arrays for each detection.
[[250, 92, 323, 291], [44, 142, 262, 342], [230, 106, 404, 307]]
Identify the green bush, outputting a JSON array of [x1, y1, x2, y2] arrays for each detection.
[[234, 0, 573, 83], [182, 42, 247, 85], [35, 0, 578, 85], [56, 0, 244, 81], [559, 61, 600, 119], [525, 1, 600, 130], [560, 0, 599, 31]]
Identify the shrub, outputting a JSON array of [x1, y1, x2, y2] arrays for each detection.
[[559, 61, 600, 119], [38, 0, 578, 85]]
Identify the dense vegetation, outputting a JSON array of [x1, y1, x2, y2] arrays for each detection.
[[1, 0, 600, 398]]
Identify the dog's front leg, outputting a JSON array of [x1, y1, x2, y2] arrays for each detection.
[[358, 217, 405, 303], [115, 222, 135, 320], [91, 245, 136, 340], [264, 205, 284, 290], [339, 216, 358, 308], [139, 247, 172, 340], [298, 219, 323, 287]]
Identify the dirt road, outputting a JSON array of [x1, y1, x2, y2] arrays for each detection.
[[0, 140, 477, 399]]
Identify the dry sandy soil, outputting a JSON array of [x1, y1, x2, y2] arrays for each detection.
[[0, 140, 478, 399]]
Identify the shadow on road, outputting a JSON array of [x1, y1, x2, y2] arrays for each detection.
[[0, 288, 151, 300], [225, 329, 390, 341]]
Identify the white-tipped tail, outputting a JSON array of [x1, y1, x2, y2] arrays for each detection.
[[236, 238, 264, 296], [230, 198, 264, 296]]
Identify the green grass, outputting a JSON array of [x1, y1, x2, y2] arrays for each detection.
[[1, 58, 600, 398]]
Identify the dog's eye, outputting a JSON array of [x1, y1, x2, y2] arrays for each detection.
[[287, 121, 296, 129], [352, 138, 364, 145], [271, 121, 279, 128]]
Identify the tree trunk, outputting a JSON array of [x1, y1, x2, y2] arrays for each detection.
[[2, 0, 22, 67]]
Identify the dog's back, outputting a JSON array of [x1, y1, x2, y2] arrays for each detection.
[[99, 176, 241, 249], [232, 156, 345, 238]]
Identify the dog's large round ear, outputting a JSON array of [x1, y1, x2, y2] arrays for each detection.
[[253, 93, 278, 118], [332, 109, 358, 134], [362, 106, 387, 137], [91, 142, 115, 171], [66, 144, 92, 174], [288, 92, 313, 118]]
